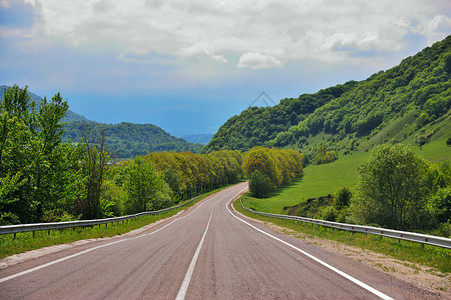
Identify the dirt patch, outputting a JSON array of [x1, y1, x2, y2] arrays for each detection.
[[282, 195, 334, 218], [265, 222, 450, 296]]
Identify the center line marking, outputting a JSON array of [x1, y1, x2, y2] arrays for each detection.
[[175, 202, 216, 300]]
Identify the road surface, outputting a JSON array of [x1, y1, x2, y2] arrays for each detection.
[[0, 182, 440, 299]]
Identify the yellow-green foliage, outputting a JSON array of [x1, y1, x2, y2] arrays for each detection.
[[143, 150, 243, 199], [242, 147, 304, 197], [315, 144, 338, 165]]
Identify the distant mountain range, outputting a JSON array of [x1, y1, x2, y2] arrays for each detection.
[[0, 85, 203, 158], [181, 134, 214, 145], [204, 36, 451, 162]]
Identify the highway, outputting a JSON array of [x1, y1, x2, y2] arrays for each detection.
[[0, 182, 440, 299]]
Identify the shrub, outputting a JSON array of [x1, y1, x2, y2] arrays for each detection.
[[334, 187, 352, 209], [249, 170, 272, 198]]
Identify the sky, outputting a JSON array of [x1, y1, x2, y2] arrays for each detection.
[[0, 0, 450, 137]]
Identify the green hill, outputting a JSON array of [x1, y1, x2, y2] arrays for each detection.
[[203, 36, 451, 160], [63, 121, 203, 158], [1, 85, 203, 158]]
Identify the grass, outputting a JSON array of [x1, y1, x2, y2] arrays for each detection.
[[0, 185, 231, 259], [235, 196, 451, 273], [249, 151, 369, 214], [249, 131, 451, 215]]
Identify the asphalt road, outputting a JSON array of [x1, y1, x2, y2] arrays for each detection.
[[0, 182, 441, 299]]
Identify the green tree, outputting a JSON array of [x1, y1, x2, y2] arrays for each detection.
[[351, 144, 434, 230], [0, 85, 85, 223], [123, 156, 166, 213], [249, 170, 271, 198], [78, 135, 110, 219], [334, 186, 352, 209]]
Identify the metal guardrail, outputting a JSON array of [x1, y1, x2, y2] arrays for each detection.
[[0, 197, 198, 236], [240, 199, 451, 249]]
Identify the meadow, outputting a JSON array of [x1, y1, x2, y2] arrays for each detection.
[[245, 135, 450, 215]]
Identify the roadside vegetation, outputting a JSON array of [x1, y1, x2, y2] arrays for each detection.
[[245, 141, 450, 237]]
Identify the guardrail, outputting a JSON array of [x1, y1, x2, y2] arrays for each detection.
[[0, 197, 198, 237], [240, 199, 451, 249]]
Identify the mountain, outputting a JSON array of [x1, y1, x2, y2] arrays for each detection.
[[0, 85, 88, 122], [181, 134, 214, 145], [63, 122, 203, 158], [1, 85, 203, 158], [203, 36, 451, 162]]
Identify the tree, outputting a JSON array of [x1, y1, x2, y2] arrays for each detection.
[[249, 170, 271, 198], [0, 85, 85, 223], [123, 156, 165, 213], [351, 144, 434, 230], [77, 129, 110, 219], [334, 186, 352, 209]]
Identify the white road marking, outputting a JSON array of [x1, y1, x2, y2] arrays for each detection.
[[176, 185, 248, 300], [226, 195, 394, 300], [175, 203, 215, 300], [0, 196, 211, 284]]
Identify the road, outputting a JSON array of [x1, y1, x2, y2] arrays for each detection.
[[0, 182, 440, 299]]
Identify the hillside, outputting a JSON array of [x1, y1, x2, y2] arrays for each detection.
[[1, 85, 203, 158], [203, 36, 451, 160], [63, 121, 203, 158]]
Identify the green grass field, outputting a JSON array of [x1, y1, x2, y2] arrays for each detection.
[[247, 136, 450, 215]]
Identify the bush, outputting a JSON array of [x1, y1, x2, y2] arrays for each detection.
[[334, 186, 352, 209], [319, 206, 337, 222], [249, 170, 272, 198]]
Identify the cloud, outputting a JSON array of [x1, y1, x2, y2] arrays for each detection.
[[237, 52, 283, 69], [0, 1, 9, 8], [16, 0, 451, 71]]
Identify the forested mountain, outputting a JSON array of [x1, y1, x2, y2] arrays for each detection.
[[0, 85, 203, 158], [63, 122, 203, 158], [203, 36, 451, 161]]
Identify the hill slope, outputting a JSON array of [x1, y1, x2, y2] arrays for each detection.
[[1, 85, 203, 158], [63, 121, 202, 158], [203, 36, 451, 160]]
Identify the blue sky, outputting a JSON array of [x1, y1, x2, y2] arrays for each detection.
[[0, 0, 450, 137]]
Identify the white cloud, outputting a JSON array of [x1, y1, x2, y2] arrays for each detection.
[[0, 0, 10, 8], [237, 52, 283, 69], [20, 0, 451, 69]]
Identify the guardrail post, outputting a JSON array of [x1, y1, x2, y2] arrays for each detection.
[[13, 232, 16, 240]]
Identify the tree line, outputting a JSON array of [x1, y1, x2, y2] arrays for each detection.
[[242, 147, 304, 197]]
